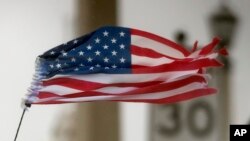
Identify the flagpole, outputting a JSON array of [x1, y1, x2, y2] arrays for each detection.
[[14, 103, 31, 141]]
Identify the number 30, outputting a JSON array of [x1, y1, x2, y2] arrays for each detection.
[[157, 101, 214, 137]]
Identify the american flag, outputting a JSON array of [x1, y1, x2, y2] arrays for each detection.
[[25, 26, 227, 104]]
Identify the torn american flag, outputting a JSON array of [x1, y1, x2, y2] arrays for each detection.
[[25, 26, 227, 104]]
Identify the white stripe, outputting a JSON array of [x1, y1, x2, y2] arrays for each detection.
[[39, 85, 82, 95], [50, 82, 206, 102], [188, 50, 218, 59], [44, 70, 198, 84], [205, 53, 218, 59], [131, 55, 174, 66], [132, 35, 185, 58], [96, 87, 137, 94], [188, 50, 201, 58], [39, 85, 137, 95]]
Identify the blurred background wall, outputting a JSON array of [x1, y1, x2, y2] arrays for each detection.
[[1, 0, 250, 141]]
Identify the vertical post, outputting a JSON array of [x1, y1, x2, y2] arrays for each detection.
[[209, 6, 237, 141], [53, 1, 119, 141], [75, 1, 119, 140]]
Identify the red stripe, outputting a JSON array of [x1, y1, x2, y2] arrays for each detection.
[[131, 45, 173, 59], [199, 37, 220, 55], [37, 92, 61, 99], [113, 88, 216, 104], [131, 45, 190, 60], [132, 58, 223, 73], [43, 78, 102, 90], [33, 100, 71, 105], [192, 41, 198, 52], [37, 75, 207, 99], [43, 78, 163, 91], [131, 29, 190, 56], [219, 48, 228, 56]]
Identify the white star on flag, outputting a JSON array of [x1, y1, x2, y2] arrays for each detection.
[[120, 44, 125, 49], [120, 32, 125, 37], [112, 64, 117, 68], [50, 51, 55, 55], [103, 31, 109, 36], [120, 57, 125, 63], [73, 40, 78, 44], [95, 50, 101, 56], [95, 38, 100, 43], [71, 58, 76, 62], [87, 57, 93, 62], [103, 44, 109, 49], [87, 45, 92, 50], [56, 63, 61, 68], [111, 38, 117, 43], [49, 64, 54, 68], [104, 57, 109, 63], [78, 51, 84, 56], [62, 52, 67, 56], [112, 50, 117, 56]]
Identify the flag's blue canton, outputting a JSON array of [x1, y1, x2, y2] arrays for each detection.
[[38, 26, 131, 78]]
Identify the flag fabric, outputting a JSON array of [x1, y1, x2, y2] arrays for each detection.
[[25, 26, 227, 105]]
